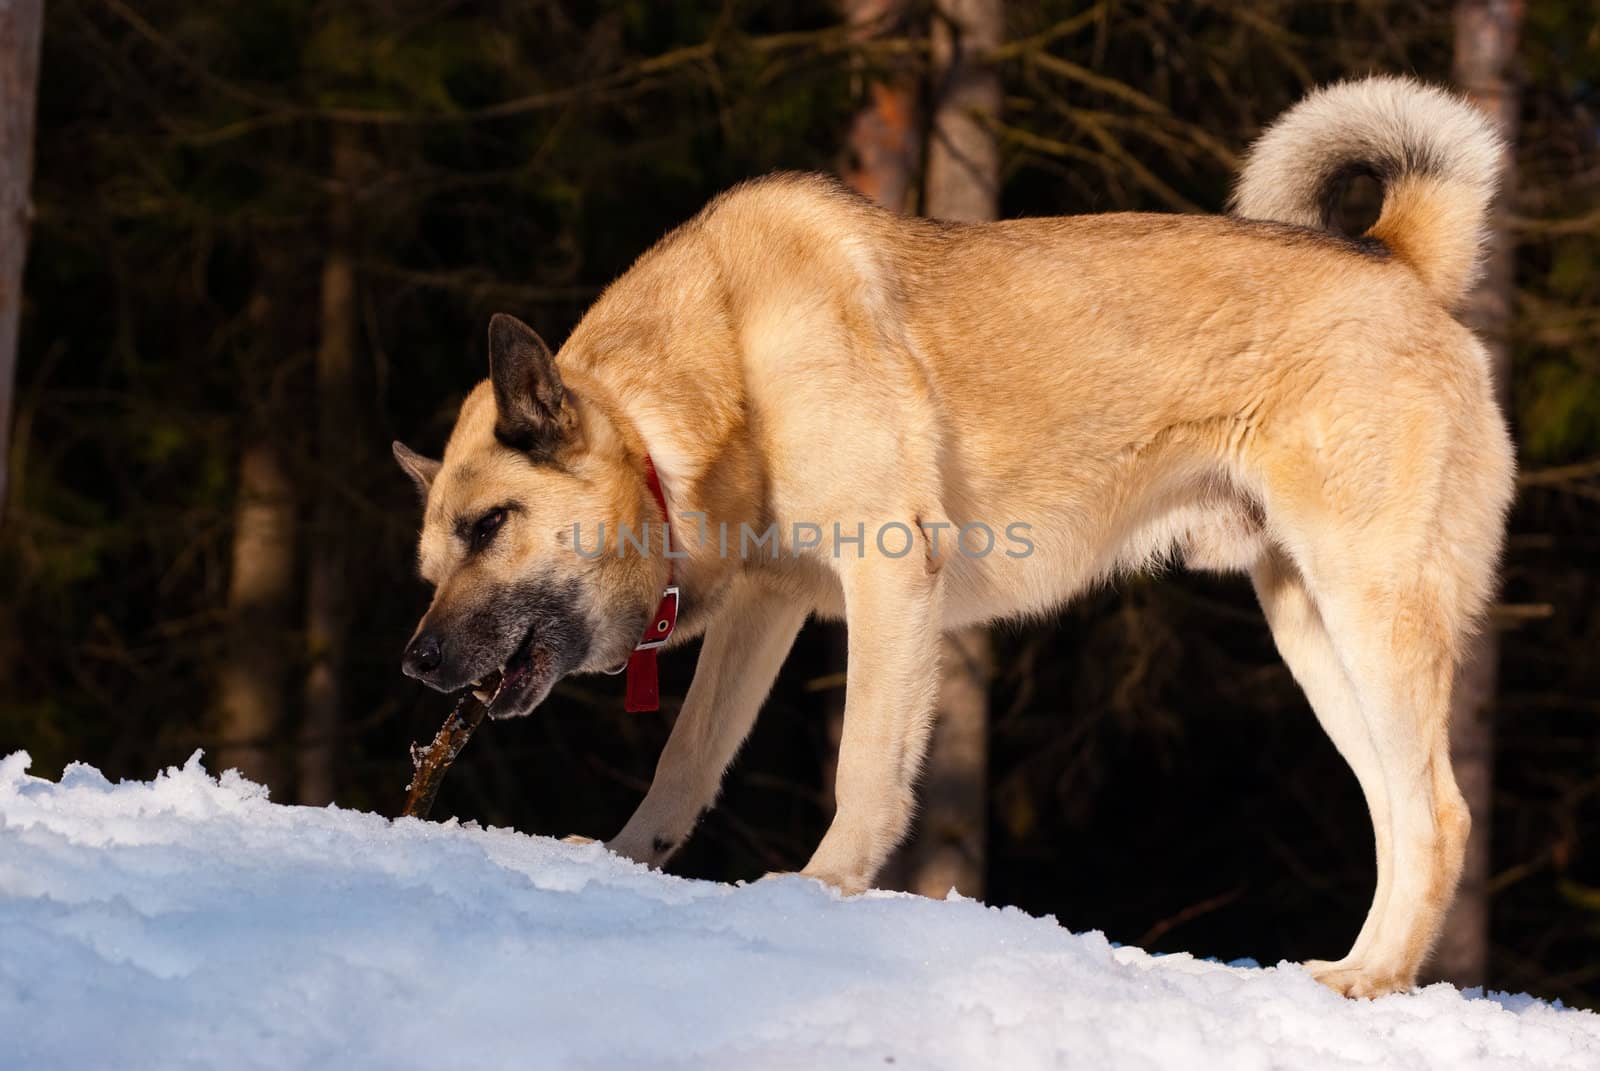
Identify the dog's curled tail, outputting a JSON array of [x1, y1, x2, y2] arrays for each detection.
[[1230, 76, 1504, 308]]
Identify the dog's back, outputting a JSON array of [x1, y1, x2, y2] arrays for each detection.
[[668, 79, 1508, 624]]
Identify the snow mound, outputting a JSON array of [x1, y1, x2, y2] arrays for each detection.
[[2, 752, 1596, 1070]]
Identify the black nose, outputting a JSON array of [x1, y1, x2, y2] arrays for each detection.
[[402, 632, 444, 681]]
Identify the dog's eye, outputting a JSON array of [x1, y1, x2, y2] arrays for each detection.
[[472, 508, 508, 550]]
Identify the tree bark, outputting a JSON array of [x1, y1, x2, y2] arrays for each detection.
[[839, 0, 920, 213], [216, 435, 297, 791], [403, 693, 488, 819], [902, 624, 993, 897], [1435, 0, 1522, 988], [0, 0, 44, 520], [893, 0, 1003, 900], [924, 0, 1003, 227], [299, 127, 362, 805]]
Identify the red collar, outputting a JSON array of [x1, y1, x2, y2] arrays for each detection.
[[623, 455, 678, 712]]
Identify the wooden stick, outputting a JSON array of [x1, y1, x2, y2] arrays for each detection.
[[402, 693, 488, 819]]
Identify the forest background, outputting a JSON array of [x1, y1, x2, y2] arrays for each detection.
[[2, 0, 1596, 1006]]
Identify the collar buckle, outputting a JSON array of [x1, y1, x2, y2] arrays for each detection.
[[633, 585, 679, 651]]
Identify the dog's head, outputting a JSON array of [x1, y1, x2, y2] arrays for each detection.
[[394, 314, 665, 719]]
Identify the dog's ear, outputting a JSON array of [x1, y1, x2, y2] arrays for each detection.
[[392, 441, 441, 499], [488, 313, 573, 454]]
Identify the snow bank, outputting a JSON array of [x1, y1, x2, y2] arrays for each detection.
[[2, 752, 1596, 1070]]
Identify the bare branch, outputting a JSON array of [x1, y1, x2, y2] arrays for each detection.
[[402, 694, 488, 820]]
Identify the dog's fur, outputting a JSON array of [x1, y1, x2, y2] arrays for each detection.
[[396, 77, 1514, 998]]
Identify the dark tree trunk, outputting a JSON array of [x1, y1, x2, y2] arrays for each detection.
[[839, 0, 920, 213], [216, 436, 298, 791], [924, 0, 1003, 225], [1435, 0, 1523, 988], [0, 0, 43, 519], [216, 264, 301, 793], [299, 127, 363, 805]]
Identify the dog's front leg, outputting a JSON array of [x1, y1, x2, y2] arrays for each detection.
[[607, 581, 807, 869], [801, 553, 941, 894]]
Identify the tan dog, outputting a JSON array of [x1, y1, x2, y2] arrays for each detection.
[[395, 76, 1514, 998]]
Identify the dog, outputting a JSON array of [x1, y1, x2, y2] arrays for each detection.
[[394, 76, 1514, 998]]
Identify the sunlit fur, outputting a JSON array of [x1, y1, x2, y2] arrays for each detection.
[[401, 77, 1515, 999], [1232, 76, 1503, 307]]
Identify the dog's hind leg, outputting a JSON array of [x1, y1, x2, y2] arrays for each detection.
[[607, 580, 808, 869], [1251, 551, 1392, 971], [1263, 410, 1508, 996], [1298, 564, 1472, 999]]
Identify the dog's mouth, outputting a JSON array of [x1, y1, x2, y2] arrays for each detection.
[[430, 579, 591, 719], [469, 627, 559, 720]]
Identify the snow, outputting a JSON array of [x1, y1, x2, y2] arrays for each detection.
[[2, 752, 1596, 1071]]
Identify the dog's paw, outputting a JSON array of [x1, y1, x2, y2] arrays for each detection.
[[753, 871, 838, 893], [795, 865, 870, 896], [561, 834, 599, 846], [1304, 959, 1412, 999]]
